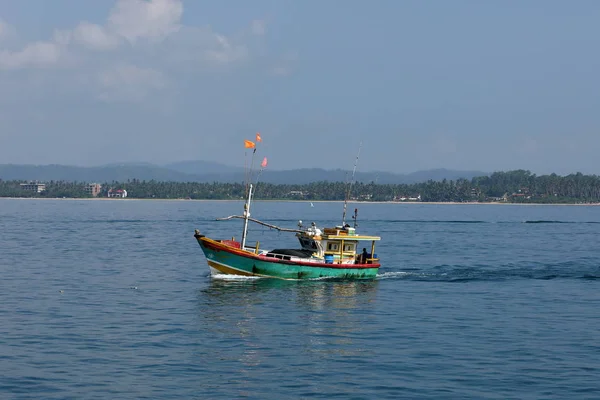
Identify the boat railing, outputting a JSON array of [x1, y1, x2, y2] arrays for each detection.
[[264, 252, 293, 261]]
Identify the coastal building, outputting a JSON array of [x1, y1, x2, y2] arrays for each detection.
[[287, 190, 306, 198], [85, 183, 102, 197], [108, 189, 127, 198], [393, 194, 421, 202], [20, 182, 46, 193]]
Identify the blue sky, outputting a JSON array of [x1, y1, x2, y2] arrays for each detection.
[[0, 0, 599, 174]]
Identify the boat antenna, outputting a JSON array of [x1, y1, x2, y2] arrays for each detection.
[[241, 133, 263, 248], [251, 156, 268, 219], [342, 141, 361, 226], [247, 147, 257, 196], [244, 149, 248, 195], [241, 183, 254, 250], [246, 133, 262, 195]]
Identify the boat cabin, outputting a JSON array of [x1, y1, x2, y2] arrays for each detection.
[[296, 223, 380, 265]]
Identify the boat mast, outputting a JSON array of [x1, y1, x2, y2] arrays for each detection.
[[342, 142, 362, 226], [241, 183, 254, 250]]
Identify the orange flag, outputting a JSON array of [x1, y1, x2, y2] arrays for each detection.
[[256, 132, 262, 142], [261, 156, 268, 168], [244, 140, 255, 149]]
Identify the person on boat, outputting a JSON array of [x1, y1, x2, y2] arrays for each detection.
[[360, 248, 368, 264], [308, 222, 322, 237]]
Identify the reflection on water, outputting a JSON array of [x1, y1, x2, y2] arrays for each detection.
[[195, 278, 380, 387], [200, 278, 379, 311], [294, 281, 380, 362]]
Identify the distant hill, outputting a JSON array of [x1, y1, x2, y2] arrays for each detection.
[[163, 160, 243, 175], [0, 162, 488, 184], [0, 164, 195, 182], [401, 168, 491, 184]]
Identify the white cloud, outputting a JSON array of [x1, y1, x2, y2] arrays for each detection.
[[0, 19, 18, 43], [0, 40, 64, 69], [73, 22, 120, 51], [204, 34, 248, 64], [271, 51, 298, 76], [0, 19, 10, 39], [0, 0, 255, 71], [108, 0, 183, 44], [251, 20, 266, 36], [53, 29, 72, 47], [0, 1, 280, 103], [98, 63, 167, 103], [56, 0, 183, 52]]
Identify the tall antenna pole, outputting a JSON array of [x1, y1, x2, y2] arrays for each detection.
[[342, 142, 362, 226], [241, 183, 254, 250]]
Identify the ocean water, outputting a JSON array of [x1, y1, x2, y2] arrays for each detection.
[[1, 198, 599, 399]]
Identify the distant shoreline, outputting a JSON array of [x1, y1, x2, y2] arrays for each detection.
[[1, 197, 599, 206]]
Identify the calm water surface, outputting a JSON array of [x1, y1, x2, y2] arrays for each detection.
[[1, 199, 599, 399]]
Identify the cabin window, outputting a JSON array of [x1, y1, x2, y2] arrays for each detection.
[[302, 238, 318, 249], [344, 244, 355, 252], [327, 243, 339, 251]]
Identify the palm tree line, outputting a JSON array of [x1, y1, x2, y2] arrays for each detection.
[[1, 170, 600, 203]]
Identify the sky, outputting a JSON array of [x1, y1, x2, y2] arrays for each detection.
[[0, 0, 599, 175]]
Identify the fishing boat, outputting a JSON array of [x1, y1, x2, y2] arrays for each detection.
[[194, 186, 380, 280], [193, 136, 381, 280]]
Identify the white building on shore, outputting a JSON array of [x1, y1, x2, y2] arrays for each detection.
[[108, 189, 127, 198]]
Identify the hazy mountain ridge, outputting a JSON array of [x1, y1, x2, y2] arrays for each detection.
[[163, 160, 244, 175], [0, 162, 488, 184]]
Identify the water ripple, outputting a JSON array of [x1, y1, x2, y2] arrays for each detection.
[[2, 199, 600, 399]]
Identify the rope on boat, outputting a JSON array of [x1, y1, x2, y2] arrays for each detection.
[[216, 215, 304, 233]]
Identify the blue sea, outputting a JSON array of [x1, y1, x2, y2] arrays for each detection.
[[1, 198, 599, 399]]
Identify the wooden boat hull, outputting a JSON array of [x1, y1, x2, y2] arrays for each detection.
[[196, 236, 380, 280]]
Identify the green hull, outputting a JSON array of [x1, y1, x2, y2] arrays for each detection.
[[197, 236, 380, 280]]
